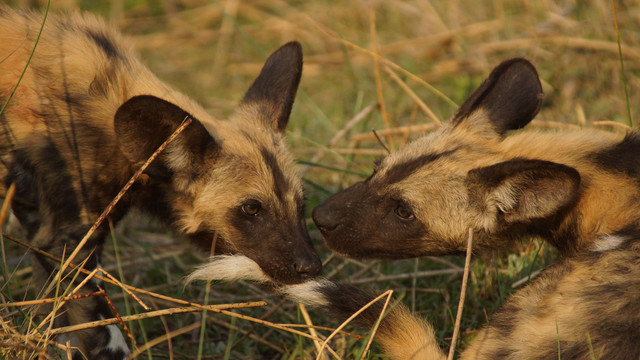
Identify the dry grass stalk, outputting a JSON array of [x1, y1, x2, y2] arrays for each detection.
[[100, 269, 150, 310], [303, 13, 457, 108], [370, 9, 395, 151], [350, 268, 462, 284], [479, 36, 640, 61], [48, 302, 268, 336], [1, 290, 104, 307], [593, 120, 632, 130], [447, 228, 474, 360], [2, 232, 340, 355], [209, 315, 286, 354], [127, 321, 201, 359], [211, 0, 239, 80], [358, 290, 394, 360], [0, 183, 16, 284], [38, 264, 99, 341], [349, 123, 439, 142], [302, 101, 377, 175], [44, 116, 194, 297], [300, 303, 329, 360], [529, 120, 582, 130], [317, 289, 394, 359], [383, 65, 442, 125]]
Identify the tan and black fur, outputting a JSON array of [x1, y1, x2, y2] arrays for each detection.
[[0, 6, 321, 359], [297, 234, 640, 359], [300, 59, 640, 358], [314, 58, 639, 258], [194, 236, 640, 359]]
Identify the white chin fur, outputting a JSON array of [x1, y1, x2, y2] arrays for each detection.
[[186, 255, 331, 307], [186, 255, 271, 284], [280, 279, 333, 307]]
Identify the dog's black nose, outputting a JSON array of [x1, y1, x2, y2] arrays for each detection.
[[312, 204, 339, 233], [294, 254, 322, 278]]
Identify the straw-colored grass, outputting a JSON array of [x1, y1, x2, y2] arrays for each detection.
[[1, 0, 638, 358]]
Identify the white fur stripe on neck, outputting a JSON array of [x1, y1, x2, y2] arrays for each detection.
[[186, 255, 331, 307], [591, 234, 628, 252], [186, 255, 271, 284]]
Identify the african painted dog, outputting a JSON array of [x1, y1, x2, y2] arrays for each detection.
[[192, 59, 640, 358], [0, 6, 321, 359], [192, 246, 640, 359], [307, 58, 640, 358], [314, 58, 639, 259]]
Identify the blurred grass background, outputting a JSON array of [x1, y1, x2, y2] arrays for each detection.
[[1, 0, 639, 359]]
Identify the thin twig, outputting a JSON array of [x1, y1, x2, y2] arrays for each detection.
[[300, 303, 328, 360], [304, 13, 457, 108], [48, 302, 267, 335], [0, 183, 16, 285], [370, 9, 395, 151], [593, 120, 632, 131], [317, 289, 394, 359], [447, 229, 474, 360], [302, 101, 377, 175], [359, 290, 394, 360], [44, 116, 193, 298], [383, 65, 442, 125], [127, 321, 201, 359], [350, 268, 462, 284], [610, 0, 633, 127], [350, 123, 438, 142], [372, 129, 391, 154]]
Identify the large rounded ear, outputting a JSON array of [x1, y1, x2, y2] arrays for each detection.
[[239, 41, 303, 134], [114, 95, 215, 165], [466, 159, 580, 224], [452, 58, 544, 136]]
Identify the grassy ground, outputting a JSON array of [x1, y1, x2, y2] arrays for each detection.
[[1, 0, 639, 359]]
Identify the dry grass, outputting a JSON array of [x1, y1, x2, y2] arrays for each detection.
[[1, 0, 639, 359]]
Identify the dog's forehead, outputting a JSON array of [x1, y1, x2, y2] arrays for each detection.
[[374, 126, 457, 176], [207, 122, 302, 206]]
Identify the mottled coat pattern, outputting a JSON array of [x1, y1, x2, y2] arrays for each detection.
[[0, 6, 320, 359], [304, 59, 640, 358], [314, 59, 640, 259]]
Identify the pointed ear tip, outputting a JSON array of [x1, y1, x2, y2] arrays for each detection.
[[276, 41, 303, 57], [283, 40, 302, 49], [502, 58, 541, 79]]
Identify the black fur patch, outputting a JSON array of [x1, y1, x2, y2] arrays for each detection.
[[319, 282, 395, 334], [260, 147, 289, 201], [381, 149, 458, 185], [6, 152, 41, 237], [85, 29, 121, 60], [589, 131, 640, 182], [452, 58, 543, 135], [0, 108, 16, 146], [241, 42, 302, 133]]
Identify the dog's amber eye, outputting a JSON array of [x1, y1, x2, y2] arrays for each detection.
[[394, 205, 414, 220], [241, 201, 261, 216]]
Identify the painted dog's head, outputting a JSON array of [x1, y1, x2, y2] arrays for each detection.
[[114, 42, 321, 284], [313, 59, 582, 258]]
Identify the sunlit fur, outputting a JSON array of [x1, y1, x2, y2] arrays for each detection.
[[314, 58, 640, 258], [308, 59, 640, 358], [0, 6, 320, 359], [202, 238, 640, 360]]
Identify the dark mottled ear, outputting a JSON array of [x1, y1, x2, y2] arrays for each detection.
[[466, 159, 580, 224], [114, 95, 215, 165], [452, 58, 543, 136], [240, 41, 303, 133]]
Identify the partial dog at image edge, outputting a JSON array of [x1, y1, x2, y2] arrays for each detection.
[[0, 5, 321, 359], [194, 59, 640, 359], [194, 241, 640, 360], [307, 58, 640, 359]]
